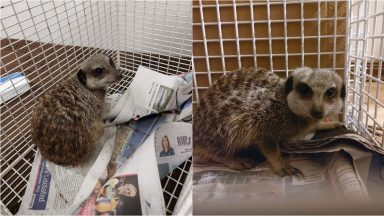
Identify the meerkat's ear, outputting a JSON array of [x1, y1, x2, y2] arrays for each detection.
[[340, 83, 346, 99], [285, 76, 294, 94], [77, 69, 87, 85]]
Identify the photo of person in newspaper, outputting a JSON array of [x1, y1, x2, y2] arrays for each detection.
[[152, 85, 174, 112], [159, 135, 175, 157], [95, 174, 142, 215], [76, 177, 108, 216]]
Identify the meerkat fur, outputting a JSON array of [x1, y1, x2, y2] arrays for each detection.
[[193, 67, 345, 177], [31, 54, 122, 166]]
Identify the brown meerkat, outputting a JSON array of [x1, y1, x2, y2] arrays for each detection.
[[193, 67, 346, 177], [31, 54, 122, 166]]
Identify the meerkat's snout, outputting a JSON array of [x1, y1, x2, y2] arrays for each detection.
[[310, 108, 323, 119]]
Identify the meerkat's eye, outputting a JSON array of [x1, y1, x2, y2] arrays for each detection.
[[297, 83, 312, 97], [325, 87, 337, 98], [94, 68, 103, 76]]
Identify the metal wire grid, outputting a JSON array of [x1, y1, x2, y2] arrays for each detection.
[[346, 0, 384, 146], [0, 0, 192, 214], [161, 157, 192, 215], [115, 1, 192, 77], [192, 0, 347, 102], [1, 1, 118, 212]]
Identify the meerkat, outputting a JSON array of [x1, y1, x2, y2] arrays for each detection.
[[31, 54, 122, 166], [193, 67, 346, 177]]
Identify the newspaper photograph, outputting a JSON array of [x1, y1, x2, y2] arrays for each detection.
[[152, 85, 174, 112], [111, 97, 192, 166], [74, 131, 165, 215], [76, 174, 142, 215], [114, 114, 175, 164], [105, 66, 192, 124], [115, 132, 165, 215], [155, 122, 192, 179]]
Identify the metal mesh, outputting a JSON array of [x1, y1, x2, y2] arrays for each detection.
[[192, 0, 383, 146], [0, 0, 192, 214], [161, 157, 192, 215], [193, 0, 347, 102], [346, 0, 384, 146]]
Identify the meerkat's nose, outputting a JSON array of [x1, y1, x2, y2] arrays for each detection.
[[311, 109, 323, 119]]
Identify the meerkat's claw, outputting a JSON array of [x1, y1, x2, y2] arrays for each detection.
[[333, 121, 345, 128], [278, 164, 305, 179], [292, 168, 305, 179]]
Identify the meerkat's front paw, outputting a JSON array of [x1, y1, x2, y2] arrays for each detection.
[[274, 164, 305, 179], [317, 121, 345, 130], [330, 121, 345, 128]]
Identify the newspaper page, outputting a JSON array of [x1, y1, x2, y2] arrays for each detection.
[[111, 96, 192, 164], [193, 155, 370, 214], [112, 113, 178, 165], [154, 122, 192, 179], [326, 151, 369, 201], [17, 126, 117, 215], [281, 127, 384, 203], [74, 112, 193, 216], [105, 66, 192, 124], [282, 127, 384, 154], [193, 129, 384, 214], [176, 99, 192, 122], [74, 132, 165, 215]]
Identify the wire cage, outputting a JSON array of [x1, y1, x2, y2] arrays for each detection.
[[346, 0, 383, 146], [0, 0, 192, 214], [193, 0, 383, 146]]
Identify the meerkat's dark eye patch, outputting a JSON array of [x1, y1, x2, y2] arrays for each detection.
[[285, 76, 294, 93], [296, 82, 313, 98], [77, 69, 86, 85], [325, 87, 337, 98], [93, 68, 104, 76], [108, 56, 115, 68], [341, 83, 346, 99]]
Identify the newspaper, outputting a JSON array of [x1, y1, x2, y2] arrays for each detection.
[[105, 66, 192, 124], [73, 121, 193, 215], [18, 121, 171, 215], [193, 128, 384, 214], [176, 99, 192, 122], [74, 132, 165, 215], [155, 122, 192, 179]]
